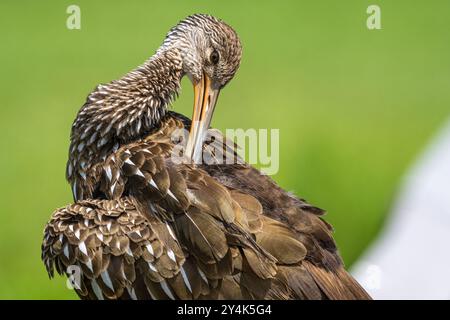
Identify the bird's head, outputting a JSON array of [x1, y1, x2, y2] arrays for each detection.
[[159, 14, 242, 161], [161, 14, 242, 88]]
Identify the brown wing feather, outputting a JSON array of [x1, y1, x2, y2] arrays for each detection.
[[43, 113, 371, 300], [42, 198, 188, 300], [202, 162, 371, 300]]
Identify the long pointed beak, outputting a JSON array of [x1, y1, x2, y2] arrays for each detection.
[[185, 73, 220, 163]]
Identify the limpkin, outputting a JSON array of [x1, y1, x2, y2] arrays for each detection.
[[42, 14, 371, 300]]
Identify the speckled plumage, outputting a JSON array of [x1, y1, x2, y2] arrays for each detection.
[[42, 14, 370, 300], [67, 49, 184, 201]]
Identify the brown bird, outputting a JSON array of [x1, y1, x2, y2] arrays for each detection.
[[42, 14, 371, 300]]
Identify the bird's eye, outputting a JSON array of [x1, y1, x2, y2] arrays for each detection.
[[210, 50, 220, 65]]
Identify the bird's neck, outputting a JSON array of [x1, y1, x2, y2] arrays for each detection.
[[67, 48, 184, 197]]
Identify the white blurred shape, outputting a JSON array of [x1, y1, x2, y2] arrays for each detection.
[[351, 121, 450, 299]]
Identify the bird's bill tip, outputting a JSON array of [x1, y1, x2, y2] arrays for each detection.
[[185, 73, 220, 163]]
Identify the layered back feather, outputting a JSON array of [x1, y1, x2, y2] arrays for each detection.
[[43, 113, 370, 300]]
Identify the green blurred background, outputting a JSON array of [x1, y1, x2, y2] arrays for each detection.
[[0, 0, 449, 299]]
